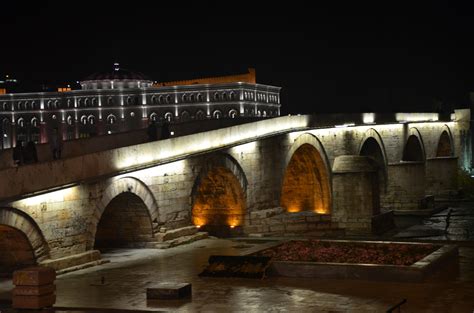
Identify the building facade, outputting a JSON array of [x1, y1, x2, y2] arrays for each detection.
[[0, 66, 281, 149]]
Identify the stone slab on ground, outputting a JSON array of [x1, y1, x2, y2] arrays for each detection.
[[146, 282, 192, 299], [12, 293, 56, 309], [155, 232, 208, 249], [12, 284, 55, 296], [39, 250, 102, 272], [155, 226, 199, 242], [13, 267, 56, 286]]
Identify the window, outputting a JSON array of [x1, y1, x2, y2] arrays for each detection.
[[164, 112, 173, 122], [108, 97, 114, 105], [81, 115, 87, 125], [17, 118, 25, 128], [149, 112, 158, 122], [67, 115, 73, 126], [107, 115, 116, 124], [31, 117, 38, 127], [229, 109, 238, 118], [195, 110, 205, 120], [212, 110, 222, 119], [88, 115, 95, 125], [197, 93, 203, 102], [181, 110, 190, 121]]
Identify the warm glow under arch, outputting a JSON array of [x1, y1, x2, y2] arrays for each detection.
[[281, 134, 331, 214], [191, 154, 247, 228], [436, 125, 454, 157]]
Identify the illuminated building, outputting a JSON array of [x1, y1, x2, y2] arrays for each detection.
[[0, 65, 281, 149]]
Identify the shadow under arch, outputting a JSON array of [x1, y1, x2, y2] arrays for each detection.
[[0, 207, 49, 275], [358, 128, 388, 193], [403, 128, 426, 162], [89, 177, 160, 250], [436, 124, 455, 157], [281, 133, 332, 214], [191, 153, 247, 235]]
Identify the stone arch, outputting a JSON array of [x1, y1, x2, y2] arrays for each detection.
[[0, 207, 49, 274], [436, 125, 454, 157], [358, 128, 388, 192], [402, 128, 426, 162], [281, 133, 332, 214], [191, 153, 247, 232], [89, 177, 160, 249]]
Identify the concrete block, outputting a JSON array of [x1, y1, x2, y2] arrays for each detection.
[[12, 293, 56, 309], [13, 267, 56, 286], [146, 282, 192, 299]]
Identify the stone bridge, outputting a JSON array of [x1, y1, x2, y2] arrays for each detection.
[[0, 110, 471, 275]]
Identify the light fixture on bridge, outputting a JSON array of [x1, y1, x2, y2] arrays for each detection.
[[362, 113, 375, 124], [335, 123, 355, 128]]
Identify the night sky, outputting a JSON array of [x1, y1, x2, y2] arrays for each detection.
[[2, 2, 474, 115]]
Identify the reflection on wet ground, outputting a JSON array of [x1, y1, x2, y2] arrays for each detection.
[[0, 203, 474, 312], [395, 202, 474, 241], [1, 237, 473, 312]]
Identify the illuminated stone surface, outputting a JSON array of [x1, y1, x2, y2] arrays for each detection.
[[0, 113, 470, 274]]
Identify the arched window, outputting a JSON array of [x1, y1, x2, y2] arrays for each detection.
[[158, 95, 164, 104], [196, 110, 205, 120], [127, 96, 132, 105], [67, 115, 73, 126], [77, 99, 82, 107], [31, 117, 38, 127], [31, 101, 37, 109], [54, 100, 60, 109], [2, 102, 7, 111], [257, 110, 261, 116], [17, 102, 23, 110], [197, 93, 203, 102], [92, 98, 97, 106], [263, 110, 267, 117], [222, 92, 227, 101], [229, 109, 238, 118], [25, 101, 30, 110], [212, 110, 222, 119], [166, 95, 172, 103], [17, 118, 25, 128], [164, 112, 173, 122], [108, 97, 114, 105], [229, 91, 235, 100], [88, 115, 95, 125], [80, 115, 87, 125], [214, 92, 219, 101], [182, 94, 188, 102], [149, 112, 158, 122], [151, 95, 157, 104], [189, 94, 195, 102], [67, 99, 72, 108], [181, 110, 190, 121], [107, 115, 116, 125]]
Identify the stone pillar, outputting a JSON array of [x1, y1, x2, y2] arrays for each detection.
[[332, 155, 379, 234], [425, 157, 458, 197], [382, 161, 426, 211]]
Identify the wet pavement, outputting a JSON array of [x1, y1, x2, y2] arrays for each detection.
[[395, 202, 474, 241], [0, 236, 473, 313], [1, 202, 474, 312]]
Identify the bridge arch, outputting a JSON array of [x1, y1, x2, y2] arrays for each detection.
[[402, 128, 426, 162], [358, 128, 388, 192], [90, 177, 160, 249], [281, 133, 332, 214], [191, 153, 247, 234], [0, 207, 49, 275], [436, 125, 454, 157]]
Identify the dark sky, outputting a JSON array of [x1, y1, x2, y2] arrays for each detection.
[[2, 1, 474, 114]]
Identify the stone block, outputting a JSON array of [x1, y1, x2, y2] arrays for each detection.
[[13, 284, 55, 296], [146, 282, 192, 299], [13, 267, 56, 286], [12, 293, 56, 309]]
